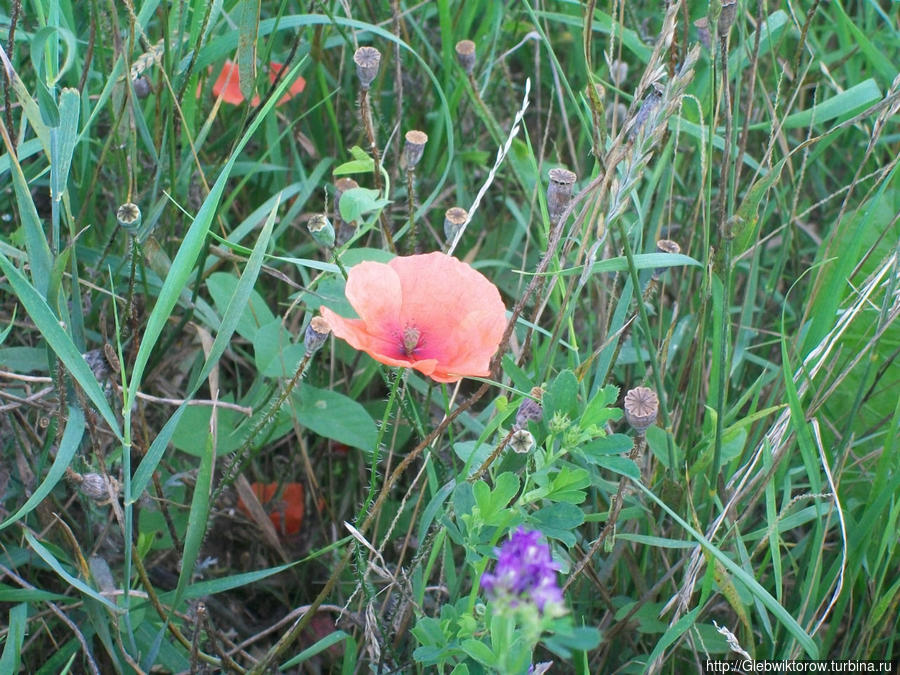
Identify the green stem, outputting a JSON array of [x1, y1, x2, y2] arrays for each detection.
[[616, 223, 675, 471], [358, 369, 403, 520]]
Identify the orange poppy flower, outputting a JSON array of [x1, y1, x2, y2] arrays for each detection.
[[320, 252, 507, 383], [203, 59, 305, 106], [238, 482, 305, 536]]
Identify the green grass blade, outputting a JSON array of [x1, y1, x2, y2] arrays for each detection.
[[636, 482, 819, 657], [0, 253, 122, 439], [0, 603, 27, 673], [24, 531, 120, 612], [0, 406, 84, 531], [126, 62, 301, 404], [128, 196, 277, 503], [171, 430, 215, 610], [1, 126, 53, 297]]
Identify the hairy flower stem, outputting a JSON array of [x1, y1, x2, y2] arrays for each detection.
[[358, 88, 396, 253], [359, 370, 403, 520], [213, 351, 314, 502], [564, 433, 644, 592], [469, 428, 515, 483], [406, 167, 419, 253]]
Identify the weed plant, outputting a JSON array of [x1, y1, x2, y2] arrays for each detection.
[[0, 0, 899, 672]]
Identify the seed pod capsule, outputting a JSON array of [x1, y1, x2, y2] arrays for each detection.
[[547, 168, 577, 223], [443, 207, 468, 244], [402, 130, 428, 169], [353, 47, 381, 90], [455, 40, 476, 75], [305, 316, 331, 352], [116, 203, 142, 233], [623, 387, 659, 433]]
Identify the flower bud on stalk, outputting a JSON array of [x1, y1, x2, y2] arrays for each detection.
[[307, 214, 335, 248]]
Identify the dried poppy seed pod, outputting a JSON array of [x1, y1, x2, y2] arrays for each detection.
[[307, 213, 335, 248], [623, 387, 659, 433], [80, 473, 110, 501], [455, 40, 476, 75], [694, 17, 712, 50], [353, 46, 381, 90], [305, 315, 331, 353], [717, 0, 738, 36], [547, 167, 577, 223], [83, 348, 110, 382], [116, 202, 141, 233], [402, 130, 428, 169], [334, 177, 360, 245], [510, 428, 535, 454], [653, 239, 681, 279], [133, 75, 152, 99], [443, 206, 468, 243]]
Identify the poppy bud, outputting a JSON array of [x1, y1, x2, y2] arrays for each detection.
[[133, 75, 152, 99], [307, 214, 335, 248], [353, 47, 381, 90], [515, 396, 543, 429], [305, 316, 331, 353], [116, 202, 141, 233], [623, 387, 659, 433], [455, 40, 476, 75], [80, 473, 110, 501], [609, 60, 628, 87]]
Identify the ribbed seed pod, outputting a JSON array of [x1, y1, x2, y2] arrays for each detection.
[[402, 130, 428, 169], [116, 202, 141, 233], [623, 387, 659, 433], [354, 47, 381, 90]]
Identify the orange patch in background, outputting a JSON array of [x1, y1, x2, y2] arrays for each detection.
[[238, 482, 305, 536], [201, 59, 306, 107]]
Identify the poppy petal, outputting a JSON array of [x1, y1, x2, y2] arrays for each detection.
[[209, 59, 246, 105]]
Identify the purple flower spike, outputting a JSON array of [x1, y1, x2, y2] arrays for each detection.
[[481, 527, 563, 613]]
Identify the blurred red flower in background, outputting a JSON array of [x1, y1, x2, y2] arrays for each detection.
[[201, 59, 305, 106], [320, 252, 507, 383], [237, 482, 305, 536]]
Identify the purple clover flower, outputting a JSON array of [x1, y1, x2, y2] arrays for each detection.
[[481, 527, 563, 613]]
